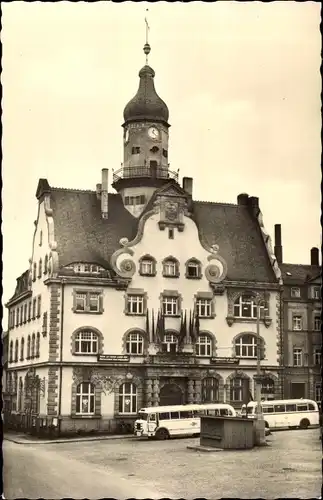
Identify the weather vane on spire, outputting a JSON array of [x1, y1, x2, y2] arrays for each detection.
[[143, 8, 151, 64]]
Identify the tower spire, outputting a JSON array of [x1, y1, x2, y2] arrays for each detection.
[[144, 9, 151, 65]]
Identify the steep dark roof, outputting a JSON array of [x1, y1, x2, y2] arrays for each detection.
[[50, 187, 277, 283], [192, 202, 275, 282], [9, 270, 30, 301], [280, 263, 322, 285]]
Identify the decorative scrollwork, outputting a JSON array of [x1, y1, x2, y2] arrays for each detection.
[[119, 259, 136, 277]]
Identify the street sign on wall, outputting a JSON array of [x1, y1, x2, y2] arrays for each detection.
[[98, 354, 130, 362], [210, 357, 240, 365]]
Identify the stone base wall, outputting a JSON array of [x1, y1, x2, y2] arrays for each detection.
[[59, 415, 135, 436]]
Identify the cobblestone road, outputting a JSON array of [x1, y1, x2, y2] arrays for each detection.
[[4, 429, 322, 499]]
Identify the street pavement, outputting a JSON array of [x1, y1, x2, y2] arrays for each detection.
[[4, 429, 322, 499]]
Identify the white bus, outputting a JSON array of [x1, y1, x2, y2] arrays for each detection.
[[134, 403, 237, 440], [241, 399, 320, 430]]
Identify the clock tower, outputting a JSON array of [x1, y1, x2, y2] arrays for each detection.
[[112, 41, 179, 217]]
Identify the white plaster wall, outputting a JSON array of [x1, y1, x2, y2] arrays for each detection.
[[101, 391, 115, 417], [61, 367, 73, 416]]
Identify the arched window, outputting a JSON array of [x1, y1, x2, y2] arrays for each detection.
[[230, 377, 250, 403], [27, 335, 31, 359], [126, 332, 144, 355], [20, 337, 25, 361], [9, 340, 13, 363], [36, 332, 40, 357], [76, 382, 95, 415], [162, 332, 178, 353], [162, 257, 180, 278], [14, 339, 19, 362], [38, 258, 42, 278], [202, 377, 219, 403], [18, 377, 24, 412], [185, 258, 202, 279], [196, 335, 212, 357], [139, 255, 156, 276], [44, 255, 48, 274], [118, 382, 137, 414], [235, 334, 264, 359], [33, 262, 37, 282], [74, 330, 99, 354], [31, 333, 35, 358], [234, 294, 258, 319]]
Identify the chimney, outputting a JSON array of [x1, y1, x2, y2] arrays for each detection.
[[182, 177, 193, 197], [101, 169, 109, 219], [237, 193, 249, 205], [310, 247, 319, 266], [274, 224, 283, 264], [96, 183, 102, 200]]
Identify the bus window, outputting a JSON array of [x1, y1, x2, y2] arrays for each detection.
[[159, 412, 170, 420], [214, 409, 220, 416], [179, 411, 192, 419], [193, 410, 201, 417], [308, 403, 316, 410], [207, 410, 215, 416], [220, 409, 229, 416], [246, 407, 254, 415], [297, 404, 308, 412], [170, 411, 180, 419], [274, 404, 286, 413], [149, 413, 156, 422], [228, 410, 233, 416], [138, 412, 148, 420], [263, 406, 274, 414], [286, 404, 296, 412]]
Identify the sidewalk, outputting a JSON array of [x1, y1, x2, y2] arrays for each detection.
[[4, 432, 137, 445]]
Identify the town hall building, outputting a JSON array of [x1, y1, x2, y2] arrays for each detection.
[[5, 40, 288, 436]]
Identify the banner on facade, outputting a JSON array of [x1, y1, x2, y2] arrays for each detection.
[[210, 357, 240, 365], [98, 354, 130, 362]]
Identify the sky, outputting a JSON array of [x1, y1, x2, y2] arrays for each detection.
[[2, 1, 321, 320]]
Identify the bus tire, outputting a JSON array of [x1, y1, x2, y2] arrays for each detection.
[[155, 428, 170, 440], [299, 418, 310, 429]]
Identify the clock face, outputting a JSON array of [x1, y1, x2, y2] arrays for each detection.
[[148, 126, 160, 140], [124, 129, 129, 143]]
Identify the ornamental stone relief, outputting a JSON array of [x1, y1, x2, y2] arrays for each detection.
[[205, 245, 228, 284], [110, 238, 136, 279]]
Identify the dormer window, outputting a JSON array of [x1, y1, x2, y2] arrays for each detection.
[[132, 146, 140, 154], [312, 286, 321, 300], [124, 195, 146, 206], [185, 259, 202, 279], [69, 263, 104, 274], [162, 257, 180, 278]]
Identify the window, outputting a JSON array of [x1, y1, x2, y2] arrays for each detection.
[[230, 378, 245, 402], [286, 404, 297, 412], [76, 382, 95, 415], [262, 406, 274, 414], [124, 195, 146, 206], [170, 411, 180, 419], [38, 258, 42, 278], [126, 295, 144, 315], [297, 404, 308, 411], [234, 295, 258, 318], [292, 315, 302, 331], [37, 296, 41, 317], [314, 315, 321, 331], [14, 339, 19, 362], [235, 334, 260, 358], [44, 255, 48, 274], [33, 263, 37, 281], [131, 146, 140, 154], [36, 332, 40, 357], [162, 258, 179, 278], [293, 348, 303, 366], [139, 256, 156, 276], [162, 333, 178, 353], [313, 348, 321, 366], [313, 286, 321, 299], [261, 378, 274, 395], [291, 287, 301, 298], [20, 337, 25, 361], [27, 335, 31, 359], [162, 148, 168, 158], [126, 332, 144, 355], [196, 335, 212, 356], [162, 296, 179, 316], [20, 306, 23, 325], [75, 330, 98, 354], [23, 304, 27, 323], [28, 301, 32, 321], [16, 309, 20, 327], [196, 298, 212, 318], [32, 298, 37, 319], [31, 333, 36, 358], [118, 383, 137, 414], [73, 290, 102, 314], [180, 411, 193, 419], [18, 378, 23, 412], [315, 383, 322, 404], [186, 259, 201, 279], [168, 228, 174, 239], [9, 341, 13, 363], [274, 404, 286, 413], [202, 377, 219, 403], [159, 412, 170, 420]]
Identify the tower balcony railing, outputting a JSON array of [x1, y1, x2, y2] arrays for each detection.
[[112, 165, 179, 183]]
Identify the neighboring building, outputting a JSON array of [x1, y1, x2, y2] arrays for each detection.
[[274, 225, 322, 407], [5, 41, 284, 436], [2, 330, 10, 412]]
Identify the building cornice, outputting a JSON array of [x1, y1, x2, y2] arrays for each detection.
[[224, 280, 281, 290], [5, 290, 32, 308]]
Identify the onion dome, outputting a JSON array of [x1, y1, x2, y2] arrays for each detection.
[[123, 44, 169, 125]]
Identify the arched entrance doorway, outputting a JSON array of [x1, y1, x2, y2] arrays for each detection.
[[159, 383, 183, 406]]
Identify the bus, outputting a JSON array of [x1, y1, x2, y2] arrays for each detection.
[[134, 403, 237, 440], [241, 399, 320, 430]]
